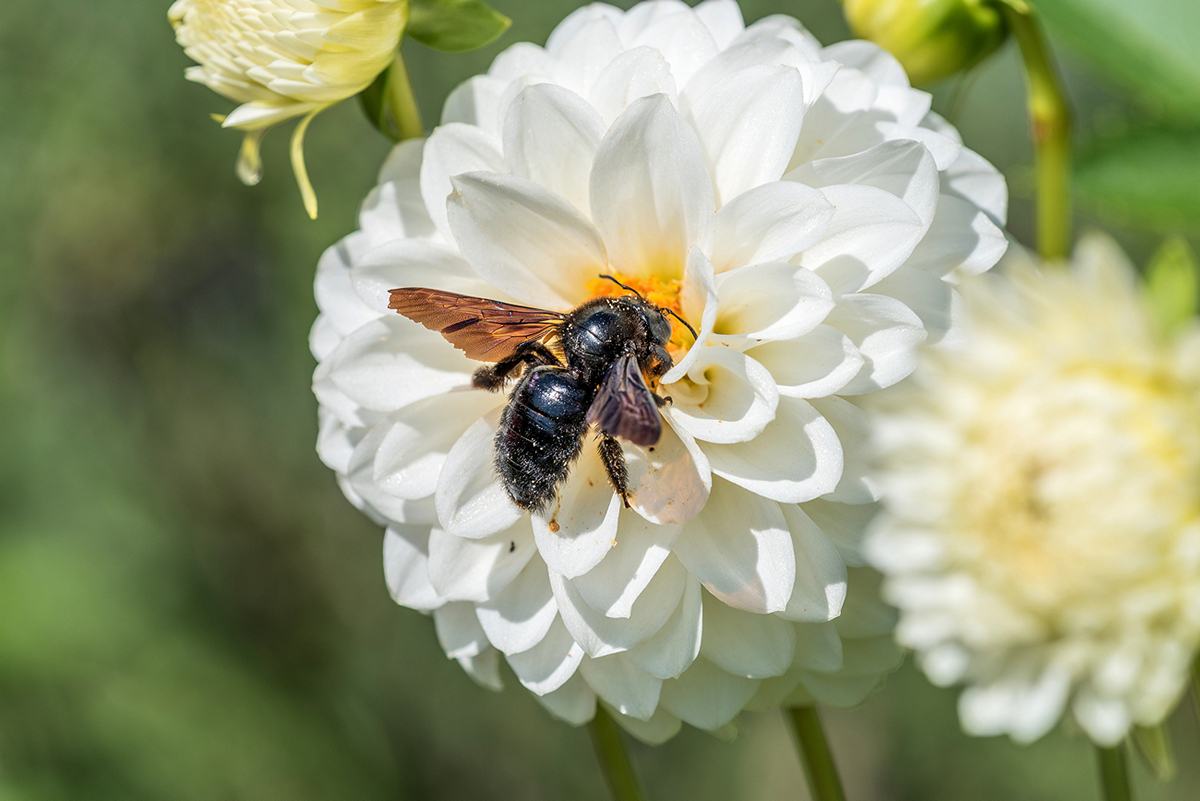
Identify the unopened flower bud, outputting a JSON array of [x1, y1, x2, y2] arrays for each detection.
[[841, 0, 1007, 85]]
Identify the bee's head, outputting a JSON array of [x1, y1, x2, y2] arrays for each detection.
[[595, 274, 696, 346]]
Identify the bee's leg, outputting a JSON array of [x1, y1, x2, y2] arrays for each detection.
[[653, 393, 672, 408], [472, 342, 560, 391], [597, 434, 630, 508]]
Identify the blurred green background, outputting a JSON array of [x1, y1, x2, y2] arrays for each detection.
[[1, 0, 1198, 799]]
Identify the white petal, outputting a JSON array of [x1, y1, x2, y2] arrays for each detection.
[[531, 444, 622, 579], [347, 430, 439, 524], [373, 391, 499, 501], [427, 519, 536, 603], [352, 239, 489, 312], [685, 63, 806, 204], [579, 654, 663, 721], [447, 172, 607, 309], [506, 616, 585, 694], [674, 479, 795, 613], [435, 410, 524, 539], [419, 122, 504, 241], [457, 646, 504, 691], [658, 657, 759, 730], [362, 139, 437, 243], [825, 294, 926, 394], [704, 395, 844, 503], [476, 557, 558, 655], [534, 672, 597, 725], [798, 185, 926, 296], [590, 94, 715, 280], [870, 267, 960, 345], [383, 525, 444, 612], [625, 418, 712, 525], [792, 620, 844, 672], [433, 602, 488, 660], [699, 592, 796, 678], [440, 75, 505, 136], [785, 139, 940, 231], [545, 4, 624, 56], [906, 195, 1008, 281], [327, 317, 474, 413], [661, 247, 720, 384], [610, 706, 682, 744], [710, 181, 835, 273], [627, 8, 719, 89], [777, 504, 848, 622], [694, 0, 745, 48], [795, 670, 882, 707], [666, 347, 779, 444], [552, 554, 687, 657], [942, 146, 1008, 226], [625, 573, 703, 679], [808, 396, 878, 504], [829, 567, 894, 636], [712, 261, 833, 343], [588, 46, 679, 128], [547, 15, 625, 93], [746, 326, 864, 399], [572, 508, 680, 619], [1073, 689, 1130, 747], [503, 84, 605, 216]]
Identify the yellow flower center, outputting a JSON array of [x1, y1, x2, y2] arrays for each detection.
[[585, 272, 693, 357]]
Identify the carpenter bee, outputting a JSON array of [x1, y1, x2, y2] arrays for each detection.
[[388, 277, 696, 513]]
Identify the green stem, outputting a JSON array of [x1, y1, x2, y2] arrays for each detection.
[[386, 47, 424, 140], [589, 707, 648, 801], [1001, 2, 1072, 261], [787, 706, 847, 801], [1096, 744, 1134, 801], [1191, 657, 1200, 728]]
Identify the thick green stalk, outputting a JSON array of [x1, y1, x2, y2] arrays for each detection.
[[386, 47, 424, 140], [589, 707, 648, 801], [1096, 744, 1134, 801], [1001, 3, 1072, 261], [788, 706, 847, 801]]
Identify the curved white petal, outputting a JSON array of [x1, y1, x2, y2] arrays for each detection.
[[352, 239, 489, 311], [907, 195, 1008, 281], [552, 554, 688, 657], [625, 418, 712, 525], [870, 267, 960, 345], [699, 592, 796, 678], [710, 181, 835, 273], [572, 508, 680, 619], [503, 84, 605, 216], [674, 479, 795, 613], [447, 171, 607, 309], [746, 326, 864, 399], [427, 518, 536, 603], [777, 504, 848, 622], [704, 395, 844, 503], [532, 444, 622, 579], [507, 616, 585, 695], [792, 620, 844, 672], [419, 122, 505, 241], [667, 347, 780, 444], [798, 184, 926, 296], [694, 0, 745, 48], [610, 705, 682, 744], [475, 557, 558, 655], [662, 247, 720, 384], [383, 525, 444, 612], [588, 45, 679, 128], [808, 396, 878, 504], [626, 7, 719, 89], [590, 93, 715, 280], [825, 293, 926, 394], [457, 646, 504, 691], [624, 572, 704, 679], [579, 654, 663, 721], [435, 411, 524, 539], [804, 500, 879, 567], [943, 146, 1008, 226], [658, 657, 759, 730], [433, 602, 489, 660], [441, 75, 506, 136], [535, 672, 597, 724], [362, 138, 438, 243], [712, 261, 834, 343]]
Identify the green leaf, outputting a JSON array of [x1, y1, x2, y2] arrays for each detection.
[[1075, 128, 1200, 231], [407, 0, 510, 52], [1131, 723, 1177, 783], [1029, 0, 1200, 120], [358, 68, 394, 141], [1144, 236, 1199, 337]]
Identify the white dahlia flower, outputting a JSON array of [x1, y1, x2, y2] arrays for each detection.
[[868, 233, 1200, 746], [311, 0, 1006, 741], [170, 0, 407, 212]]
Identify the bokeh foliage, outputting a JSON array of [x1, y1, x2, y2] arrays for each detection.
[[0, 1, 1198, 799]]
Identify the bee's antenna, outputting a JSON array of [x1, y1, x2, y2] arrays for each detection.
[[665, 308, 698, 340], [597, 274, 643, 298]]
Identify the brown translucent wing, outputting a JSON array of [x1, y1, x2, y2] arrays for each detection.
[[388, 287, 565, 362], [587, 353, 663, 446]]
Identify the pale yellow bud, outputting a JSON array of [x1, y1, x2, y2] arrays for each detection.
[[841, 0, 1006, 85]]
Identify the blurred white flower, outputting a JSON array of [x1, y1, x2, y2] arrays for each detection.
[[868, 233, 1200, 746], [170, 0, 407, 214], [311, 0, 1005, 741]]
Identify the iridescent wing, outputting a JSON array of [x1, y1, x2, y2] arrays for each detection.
[[388, 287, 565, 362], [587, 353, 663, 446]]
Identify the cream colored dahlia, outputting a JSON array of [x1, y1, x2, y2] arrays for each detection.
[[868, 233, 1200, 746], [170, 0, 407, 212], [312, 0, 1006, 741]]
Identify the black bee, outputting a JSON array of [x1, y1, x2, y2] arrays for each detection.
[[388, 277, 696, 513]]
